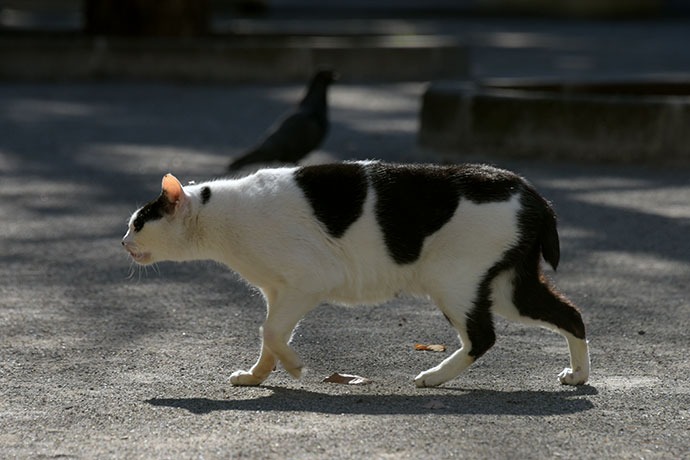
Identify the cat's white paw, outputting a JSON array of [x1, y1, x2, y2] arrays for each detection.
[[414, 370, 445, 388], [230, 370, 265, 386], [284, 365, 303, 380], [558, 367, 589, 386]]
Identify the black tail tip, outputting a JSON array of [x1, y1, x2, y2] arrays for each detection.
[[541, 222, 561, 271], [544, 249, 560, 271]]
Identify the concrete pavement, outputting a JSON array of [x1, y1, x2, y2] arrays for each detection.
[[1, 80, 688, 459]]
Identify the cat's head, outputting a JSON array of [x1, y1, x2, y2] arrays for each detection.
[[122, 174, 193, 265]]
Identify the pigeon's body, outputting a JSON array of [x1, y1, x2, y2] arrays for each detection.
[[228, 70, 336, 172]]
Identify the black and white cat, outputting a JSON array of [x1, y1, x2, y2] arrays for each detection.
[[122, 161, 590, 387]]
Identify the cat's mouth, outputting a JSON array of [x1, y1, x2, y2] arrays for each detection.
[[123, 242, 152, 264], [129, 250, 151, 264]]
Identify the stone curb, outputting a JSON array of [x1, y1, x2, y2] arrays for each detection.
[[419, 78, 690, 164]]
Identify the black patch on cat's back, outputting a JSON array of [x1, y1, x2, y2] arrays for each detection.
[[133, 193, 174, 232], [368, 163, 523, 265], [453, 163, 523, 204], [201, 186, 211, 204], [368, 163, 461, 265], [294, 163, 368, 238]]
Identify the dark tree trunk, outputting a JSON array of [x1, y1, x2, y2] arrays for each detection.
[[84, 0, 209, 36]]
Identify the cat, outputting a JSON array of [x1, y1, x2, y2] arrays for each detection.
[[122, 161, 590, 387]]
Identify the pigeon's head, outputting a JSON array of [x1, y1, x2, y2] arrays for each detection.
[[302, 69, 339, 108], [312, 69, 339, 85]]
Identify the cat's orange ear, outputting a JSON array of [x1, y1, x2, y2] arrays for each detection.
[[161, 173, 185, 205]]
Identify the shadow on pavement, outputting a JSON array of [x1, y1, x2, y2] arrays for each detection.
[[146, 384, 597, 416]]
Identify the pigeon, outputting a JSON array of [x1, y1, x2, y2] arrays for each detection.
[[227, 69, 338, 172]]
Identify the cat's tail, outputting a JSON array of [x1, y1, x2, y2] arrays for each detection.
[[522, 184, 560, 271], [540, 199, 560, 271]]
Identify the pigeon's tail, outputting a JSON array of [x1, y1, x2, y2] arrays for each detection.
[[227, 147, 266, 172]]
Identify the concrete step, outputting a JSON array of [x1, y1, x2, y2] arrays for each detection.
[[419, 77, 690, 164], [0, 32, 468, 82]]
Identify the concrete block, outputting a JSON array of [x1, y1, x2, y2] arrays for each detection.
[[419, 78, 690, 163], [475, 0, 662, 17]]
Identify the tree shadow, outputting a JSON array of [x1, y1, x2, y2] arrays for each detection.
[[146, 384, 597, 416]]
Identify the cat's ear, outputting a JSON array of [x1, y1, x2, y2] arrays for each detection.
[[161, 173, 188, 212]]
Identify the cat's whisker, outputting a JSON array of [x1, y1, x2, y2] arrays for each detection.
[[124, 256, 137, 281]]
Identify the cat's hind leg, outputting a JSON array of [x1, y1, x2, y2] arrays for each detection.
[[492, 269, 590, 385], [414, 282, 496, 388]]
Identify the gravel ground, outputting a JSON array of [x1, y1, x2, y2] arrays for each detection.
[[1, 81, 689, 459]]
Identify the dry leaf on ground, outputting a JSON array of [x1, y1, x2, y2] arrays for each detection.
[[414, 343, 446, 352], [322, 373, 373, 385]]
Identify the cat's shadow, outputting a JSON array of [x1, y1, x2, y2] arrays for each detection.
[[146, 385, 597, 416]]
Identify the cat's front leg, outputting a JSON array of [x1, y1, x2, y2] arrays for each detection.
[[230, 341, 277, 386], [231, 289, 318, 385], [262, 322, 304, 380], [259, 290, 319, 380]]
